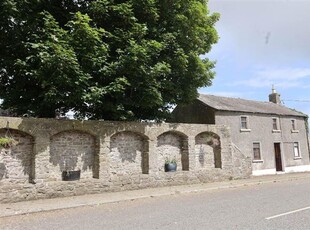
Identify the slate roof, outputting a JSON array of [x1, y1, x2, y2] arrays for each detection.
[[198, 94, 307, 117]]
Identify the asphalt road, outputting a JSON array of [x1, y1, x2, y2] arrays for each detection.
[[1, 178, 309, 230]]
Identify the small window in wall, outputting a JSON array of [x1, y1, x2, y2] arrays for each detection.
[[291, 120, 296, 130], [293, 142, 301, 158], [241, 116, 248, 129], [272, 118, 278, 130], [240, 116, 250, 132], [272, 118, 280, 132], [291, 119, 299, 133], [253, 142, 262, 161]]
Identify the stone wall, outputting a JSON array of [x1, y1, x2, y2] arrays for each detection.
[[0, 129, 34, 183], [195, 132, 221, 169], [231, 143, 252, 179], [0, 117, 251, 203], [110, 131, 148, 175], [50, 130, 96, 180], [156, 132, 188, 172]]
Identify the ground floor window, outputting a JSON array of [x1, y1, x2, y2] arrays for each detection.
[[293, 142, 301, 158], [253, 142, 261, 160]]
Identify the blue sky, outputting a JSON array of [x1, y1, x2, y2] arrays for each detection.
[[201, 0, 310, 116]]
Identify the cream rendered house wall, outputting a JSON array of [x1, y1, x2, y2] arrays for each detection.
[[215, 111, 310, 175]]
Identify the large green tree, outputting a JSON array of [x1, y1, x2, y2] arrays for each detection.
[[0, 0, 219, 120]]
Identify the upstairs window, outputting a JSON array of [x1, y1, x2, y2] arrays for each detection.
[[291, 119, 296, 130], [272, 118, 278, 130], [291, 119, 299, 133], [241, 116, 248, 129], [253, 142, 262, 161], [272, 118, 280, 133]]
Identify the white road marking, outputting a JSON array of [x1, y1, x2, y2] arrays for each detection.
[[266, 206, 310, 220]]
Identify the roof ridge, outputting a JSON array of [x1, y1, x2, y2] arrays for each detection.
[[198, 93, 307, 117], [199, 93, 269, 104]]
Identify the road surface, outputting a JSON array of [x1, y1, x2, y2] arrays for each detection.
[[1, 177, 309, 230]]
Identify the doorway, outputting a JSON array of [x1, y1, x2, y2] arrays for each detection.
[[274, 143, 283, 171]]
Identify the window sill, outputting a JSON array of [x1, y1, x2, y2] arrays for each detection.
[[272, 130, 281, 133], [252, 160, 264, 163], [240, 129, 251, 132], [294, 157, 302, 160], [291, 130, 299, 133]]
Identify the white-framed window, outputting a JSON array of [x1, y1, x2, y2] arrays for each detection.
[[293, 142, 301, 158], [241, 116, 248, 129], [240, 116, 251, 132], [253, 142, 262, 161]]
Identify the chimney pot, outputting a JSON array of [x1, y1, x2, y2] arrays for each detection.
[[269, 86, 281, 104]]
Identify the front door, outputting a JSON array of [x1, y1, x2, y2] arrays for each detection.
[[274, 143, 282, 171]]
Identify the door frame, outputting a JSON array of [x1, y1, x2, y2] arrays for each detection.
[[274, 142, 283, 172]]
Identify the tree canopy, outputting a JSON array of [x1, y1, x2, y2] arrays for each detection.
[[0, 0, 219, 120]]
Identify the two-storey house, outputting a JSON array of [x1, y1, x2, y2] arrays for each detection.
[[172, 89, 310, 175]]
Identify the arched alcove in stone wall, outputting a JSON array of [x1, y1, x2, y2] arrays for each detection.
[[195, 132, 222, 169], [0, 128, 34, 183], [157, 131, 189, 171], [110, 131, 149, 175], [50, 130, 97, 180]]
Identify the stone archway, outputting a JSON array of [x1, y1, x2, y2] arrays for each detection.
[[110, 131, 149, 175], [195, 132, 222, 169], [0, 128, 34, 183], [157, 131, 189, 171], [50, 130, 97, 180]]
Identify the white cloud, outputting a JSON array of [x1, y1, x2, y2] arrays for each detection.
[[208, 0, 310, 66], [205, 0, 310, 117], [256, 68, 310, 81], [233, 67, 310, 88]]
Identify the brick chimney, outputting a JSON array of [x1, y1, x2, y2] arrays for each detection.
[[269, 85, 281, 104]]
